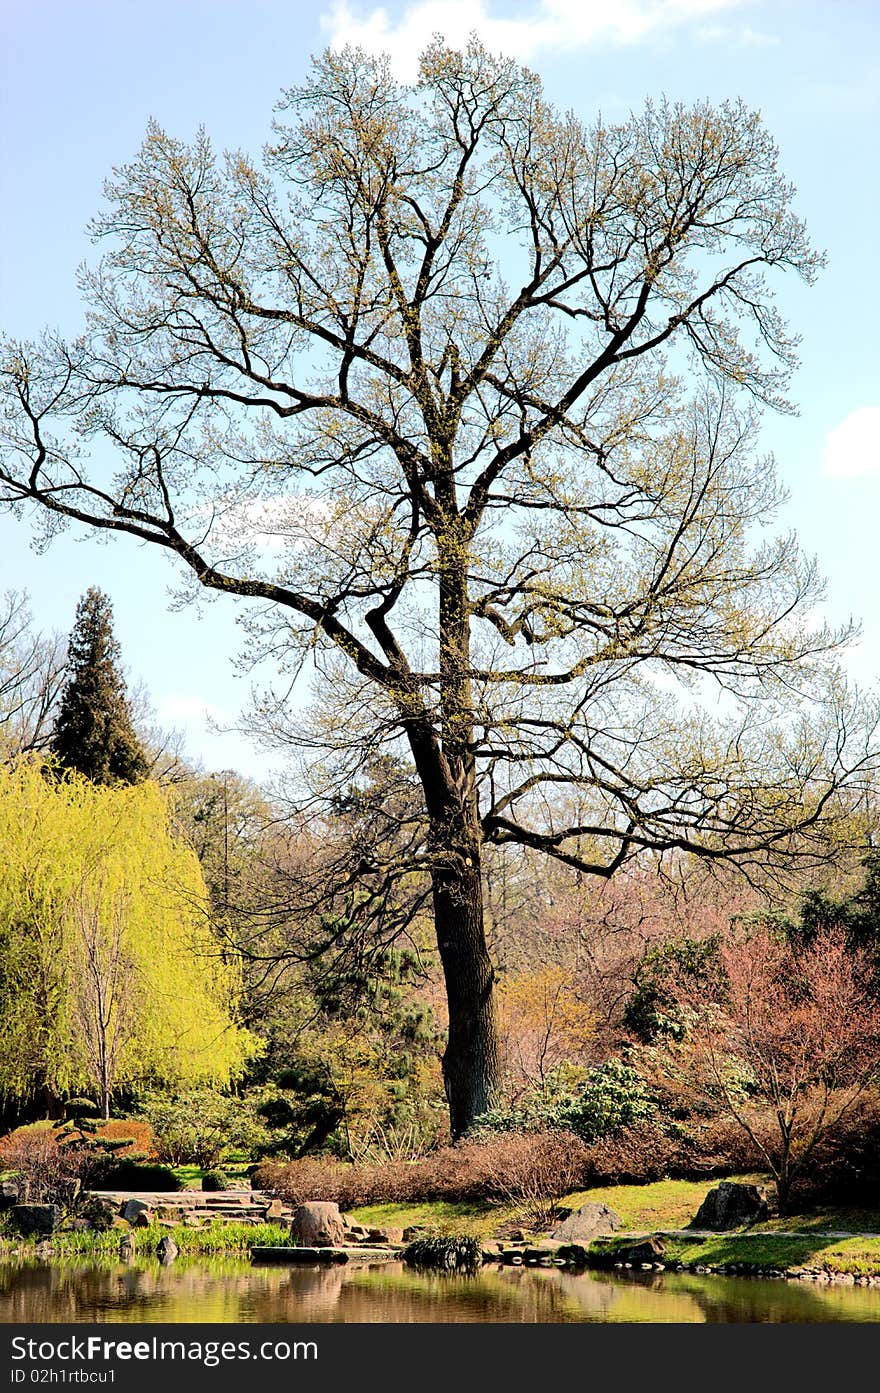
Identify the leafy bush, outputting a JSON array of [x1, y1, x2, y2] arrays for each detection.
[[91, 1118, 157, 1159], [468, 1060, 655, 1145], [141, 1090, 267, 1167], [623, 936, 725, 1042], [559, 1060, 656, 1143], [201, 1169, 231, 1192]]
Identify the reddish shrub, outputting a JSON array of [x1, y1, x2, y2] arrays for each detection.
[[254, 1130, 592, 1214], [0, 1125, 87, 1204], [60, 1118, 157, 1160], [580, 1123, 677, 1185]]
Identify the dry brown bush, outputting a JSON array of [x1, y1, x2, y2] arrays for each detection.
[[254, 1129, 592, 1216], [473, 1129, 592, 1227], [0, 1125, 88, 1204]]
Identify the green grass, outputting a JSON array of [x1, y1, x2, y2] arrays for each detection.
[[603, 1231, 880, 1276], [559, 1175, 768, 1232], [348, 1199, 504, 1239], [0, 1220, 289, 1258], [352, 1176, 880, 1254]]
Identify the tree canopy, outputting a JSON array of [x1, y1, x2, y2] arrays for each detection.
[[0, 761, 254, 1113], [0, 39, 877, 1134]]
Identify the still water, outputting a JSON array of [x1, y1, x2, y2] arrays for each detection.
[[2, 1256, 880, 1323]]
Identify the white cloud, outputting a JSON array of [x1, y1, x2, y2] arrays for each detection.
[[321, 0, 749, 78], [822, 407, 880, 479]]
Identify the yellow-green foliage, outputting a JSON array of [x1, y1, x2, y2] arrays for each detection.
[[0, 761, 255, 1101]]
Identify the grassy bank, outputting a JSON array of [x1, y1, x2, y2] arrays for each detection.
[[594, 1230, 880, 1277], [5, 1173, 880, 1277], [349, 1176, 880, 1278], [348, 1174, 767, 1238], [0, 1220, 290, 1259]]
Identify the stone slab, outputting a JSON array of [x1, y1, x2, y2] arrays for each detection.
[[250, 1245, 399, 1265]]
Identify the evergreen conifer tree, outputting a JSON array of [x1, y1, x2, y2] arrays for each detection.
[[51, 588, 148, 785]]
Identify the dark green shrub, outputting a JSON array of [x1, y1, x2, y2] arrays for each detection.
[[99, 1162, 181, 1191], [468, 1060, 655, 1145], [201, 1169, 231, 1192], [558, 1060, 655, 1143], [623, 936, 725, 1042]]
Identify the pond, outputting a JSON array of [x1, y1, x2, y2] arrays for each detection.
[[2, 1256, 880, 1323]]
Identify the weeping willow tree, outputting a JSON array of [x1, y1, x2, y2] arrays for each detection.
[[0, 762, 254, 1116]]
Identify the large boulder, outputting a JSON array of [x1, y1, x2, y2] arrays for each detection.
[[290, 1202, 345, 1248], [550, 1202, 622, 1243], [9, 1204, 62, 1237], [692, 1181, 769, 1231]]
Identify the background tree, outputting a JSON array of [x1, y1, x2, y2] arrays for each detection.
[[51, 588, 148, 785], [0, 590, 65, 761], [653, 923, 880, 1211], [1, 40, 877, 1136]]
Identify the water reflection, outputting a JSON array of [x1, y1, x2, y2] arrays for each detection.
[[1, 1257, 879, 1323]]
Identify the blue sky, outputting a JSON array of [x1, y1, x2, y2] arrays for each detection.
[[1, 0, 878, 779]]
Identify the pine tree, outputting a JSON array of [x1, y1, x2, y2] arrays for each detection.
[[51, 588, 148, 785]]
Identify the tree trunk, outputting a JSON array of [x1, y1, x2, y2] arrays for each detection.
[[36, 1080, 65, 1122], [433, 857, 499, 1139]]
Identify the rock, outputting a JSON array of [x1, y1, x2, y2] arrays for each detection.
[[0, 1180, 21, 1210], [133, 1210, 153, 1228], [9, 1204, 62, 1237], [613, 1237, 666, 1265], [119, 1235, 135, 1261], [550, 1202, 622, 1243], [121, 1198, 151, 1224], [345, 1225, 371, 1242], [402, 1226, 428, 1242], [367, 1226, 404, 1245], [555, 1243, 590, 1267], [263, 1198, 285, 1221], [290, 1201, 345, 1248], [80, 1196, 117, 1230], [692, 1182, 769, 1231], [156, 1235, 178, 1264]]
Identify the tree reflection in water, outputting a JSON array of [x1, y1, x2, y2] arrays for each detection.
[[2, 1258, 880, 1323]]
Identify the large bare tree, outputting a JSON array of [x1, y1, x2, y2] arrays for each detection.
[[1, 40, 876, 1135]]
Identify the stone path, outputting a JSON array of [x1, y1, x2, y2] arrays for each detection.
[[88, 1189, 293, 1225]]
